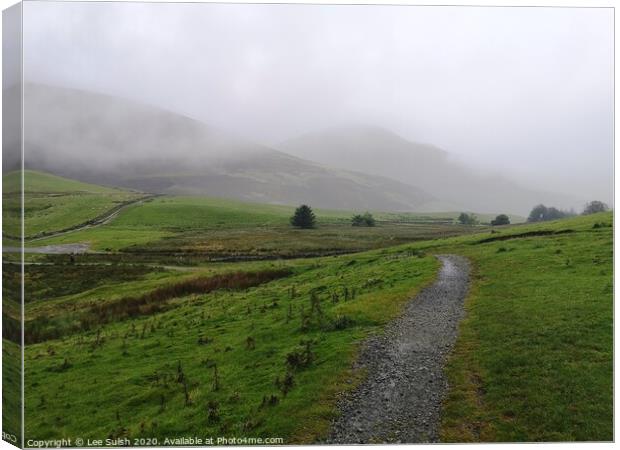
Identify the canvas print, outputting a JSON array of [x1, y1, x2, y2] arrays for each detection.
[[2, 1, 613, 447]]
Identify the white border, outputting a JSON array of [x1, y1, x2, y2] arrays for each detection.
[[0, 2, 615, 450]]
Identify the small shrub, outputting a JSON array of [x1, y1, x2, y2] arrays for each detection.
[[201, 358, 216, 368], [197, 335, 214, 346], [260, 394, 280, 408], [331, 315, 354, 331], [243, 416, 262, 432], [286, 340, 314, 370], [362, 278, 382, 288], [48, 357, 72, 373], [286, 303, 293, 323], [176, 361, 185, 383], [207, 400, 220, 423], [183, 380, 191, 406], [277, 371, 295, 396], [245, 336, 256, 350], [351, 212, 375, 227], [212, 364, 220, 391]]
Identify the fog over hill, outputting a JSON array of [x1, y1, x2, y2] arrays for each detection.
[[16, 3, 612, 215], [278, 126, 580, 214], [5, 83, 588, 215], [17, 83, 437, 212]]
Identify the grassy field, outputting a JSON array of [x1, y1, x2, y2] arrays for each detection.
[[438, 212, 613, 442], [22, 249, 439, 442], [29, 194, 494, 255], [2, 171, 612, 443]]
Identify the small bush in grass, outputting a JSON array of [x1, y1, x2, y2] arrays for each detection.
[[331, 292, 340, 303], [260, 394, 280, 409], [276, 371, 295, 396], [207, 400, 220, 423], [243, 416, 263, 432], [331, 315, 355, 331], [351, 212, 376, 227], [593, 222, 610, 229], [198, 335, 213, 346], [286, 340, 315, 370], [245, 336, 256, 350], [48, 357, 72, 373], [176, 361, 185, 383], [201, 358, 216, 368], [212, 364, 220, 391], [183, 380, 191, 406], [286, 303, 293, 323]]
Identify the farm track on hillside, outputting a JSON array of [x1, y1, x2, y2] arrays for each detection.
[[28, 194, 159, 241], [2, 194, 159, 246]]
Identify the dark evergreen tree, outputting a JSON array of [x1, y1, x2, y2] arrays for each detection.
[[290, 205, 316, 229]]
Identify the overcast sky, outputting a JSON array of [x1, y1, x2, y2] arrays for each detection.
[[22, 2, 613, 202]]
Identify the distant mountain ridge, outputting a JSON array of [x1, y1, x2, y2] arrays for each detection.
[[18, 83, 436, 212], [14, 83, 578, 215], [278, 125, 580, 215]]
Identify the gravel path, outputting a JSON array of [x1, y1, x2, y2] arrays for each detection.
[[328, 254, 470, 444]]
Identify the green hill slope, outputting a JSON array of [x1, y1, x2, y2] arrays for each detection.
[[432, 212, 613, 441], [3, 170, 144, 240]]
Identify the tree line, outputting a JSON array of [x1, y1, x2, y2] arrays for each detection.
[[526, 200, 608, 223], [458, 200, 609, 227], [289, 200, 609, 230]]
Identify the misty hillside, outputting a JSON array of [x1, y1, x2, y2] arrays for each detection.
[[279, 126, 579, 215], [18, 84, 436, 211]]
